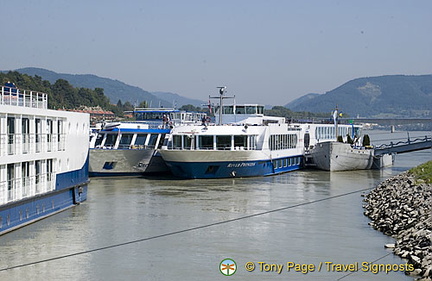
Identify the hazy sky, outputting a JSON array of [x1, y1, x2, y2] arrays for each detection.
[[2, 0, 431, 105]]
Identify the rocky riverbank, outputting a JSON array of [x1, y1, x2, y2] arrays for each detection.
[[363, 171, 432, 280]]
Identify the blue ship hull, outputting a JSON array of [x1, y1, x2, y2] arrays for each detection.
[[0, 161, 89, 236], [165, 155, 304, 179]]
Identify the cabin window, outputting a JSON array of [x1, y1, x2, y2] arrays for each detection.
[[94, 134, 104, 147], [235, 106, 245, 114], [257, 106, 264, 114], [183, 135, 194, 149], [7, 164, 15, 201], [199, 135, 213, 149], [248, 135, 257, 150], [246, 106, 256, 114], [119, 134, 133, 148], [172, 135, 182, 149], [104, 134, 117, 148], [234, 135, 247, 149], [216, 135, 231, 150], [47, 119, 53, 151], [135, 134, 147, 146], [57, 119, 65, 151], [222, 106, 234, 114], [35, 160, 41, 185], [35, 118, 41, 141], [269, 134, 297, 150], [7, 117, 15, 155], [47, 159, 53, 183], [148, 134, 159, 147], [22, 118, 30, 153], [22, 162, 30, 197]]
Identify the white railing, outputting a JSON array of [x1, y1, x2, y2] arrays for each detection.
[[1, 86, 48, 109], [0, 181, 7, 205], [0, 173, 56, 205], [22, 134, 31, 154], [7, 134, 16, 155]]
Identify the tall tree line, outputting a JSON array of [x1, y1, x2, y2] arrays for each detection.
[[1, 71, 117, 112]]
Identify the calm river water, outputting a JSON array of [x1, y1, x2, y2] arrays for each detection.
[[0, 130, 430, 281]]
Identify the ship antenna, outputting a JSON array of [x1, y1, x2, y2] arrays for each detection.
[[209, 86, 235, 125]]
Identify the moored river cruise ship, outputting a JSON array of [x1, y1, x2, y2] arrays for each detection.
[[0, 83, 89, 235], [89, 108, 206, 176], [160, 113, 304, 179], [159, 87, 366, 178]]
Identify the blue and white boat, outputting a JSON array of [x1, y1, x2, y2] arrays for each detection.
[[89, 108, 205, 176], [159, 87, 366, 179], [0, 83, 89, 235], [159, 87, 305, 178]]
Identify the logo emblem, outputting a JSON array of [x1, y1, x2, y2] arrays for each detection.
[[220, 258, 237, 276]]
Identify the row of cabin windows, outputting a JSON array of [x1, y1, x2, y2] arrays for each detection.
[[2, 159, 55, 204], [220, 105, 264, 115], [94, 133, 162, 149], [269, 134, 298, 150], [4, 117, 66, 155], [6, 117, 63, 140], [169, 135, 257, 150], [315, 126, 360, 140], [272, 156, 302, 169]]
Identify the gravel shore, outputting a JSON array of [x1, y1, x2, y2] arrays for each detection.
[[363, 172, 432, 280]]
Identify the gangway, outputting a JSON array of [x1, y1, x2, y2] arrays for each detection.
[[374, 135, 432, 156]]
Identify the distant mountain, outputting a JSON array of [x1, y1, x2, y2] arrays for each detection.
[[152, 91, 205, 108], [285, 75, 432, 118], [9, 67, 172, 107], [285, 93, 320, 109]]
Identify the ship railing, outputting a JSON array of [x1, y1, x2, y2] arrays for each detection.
[[22, 176, 31, 197], [7, 134, 16, 155], [22, 134, 31, 154], [58, 134, 66, 151], [0, 180, 8, 204], [1, 132, 66, 156], [0, 173, 56, 205], [35, 134, 42, 153], [374, 135, 431, 149], [120, 120, 166, 129], [1, 86, 48, 109], [46, 135, 53, 152]]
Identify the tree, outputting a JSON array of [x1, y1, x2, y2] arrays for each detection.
[[179, 104, 203, 112], [138, 101, 148, 108]]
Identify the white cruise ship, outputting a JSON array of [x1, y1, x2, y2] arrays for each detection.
[[89, 108, 206, 176], [0, 83, 89, 235], [159, 88, 304, 178], [159, 87, 366, 178]]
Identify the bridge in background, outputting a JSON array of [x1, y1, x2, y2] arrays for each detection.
[[348, 118, 431, 126]]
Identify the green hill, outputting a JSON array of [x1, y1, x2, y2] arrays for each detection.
[[12, 67, 171, 107], [285, 75, 432, 118], [0, 71, 113, 111]]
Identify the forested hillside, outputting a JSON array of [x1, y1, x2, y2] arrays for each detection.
[[285, 75, 432, 118], [0, 71, 115, 111], [13, 67, 171, 107]]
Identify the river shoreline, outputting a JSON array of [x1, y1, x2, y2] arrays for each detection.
[[363, 171, 432, 280]]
